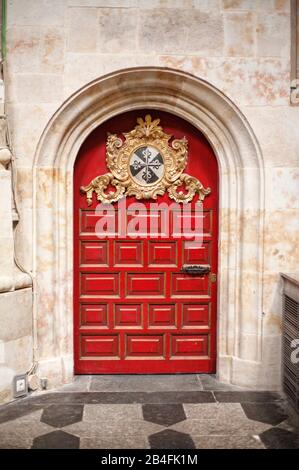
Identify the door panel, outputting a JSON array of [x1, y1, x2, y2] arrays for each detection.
[[74, 110, 218, 374]]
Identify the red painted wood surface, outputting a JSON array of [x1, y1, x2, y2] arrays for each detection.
[[74, 110, 219, 374]]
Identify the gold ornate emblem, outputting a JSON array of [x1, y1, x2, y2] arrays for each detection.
[[81, 115, 211, 204]]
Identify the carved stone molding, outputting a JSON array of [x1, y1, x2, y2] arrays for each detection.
[[81, 114, 211, 204], [33, 67, 266, 389], [0, 116, 12, 170]]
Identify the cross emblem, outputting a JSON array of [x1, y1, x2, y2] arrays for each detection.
[[130, 146, 164, 184]]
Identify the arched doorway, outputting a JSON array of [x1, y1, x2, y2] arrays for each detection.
[[73, 110, 219, 374], [33, 68, 264, 389]]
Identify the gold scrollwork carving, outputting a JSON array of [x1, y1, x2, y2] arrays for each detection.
[[167, 173, 211, 203], [81, 115, 211, 205]]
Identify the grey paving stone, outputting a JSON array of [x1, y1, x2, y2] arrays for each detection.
[[149, 429, 195, 449], [214, 391, 282, 403], [142, 404, 186, 426], [0, 410, 54, 449], [64, 418, 163, 440], [171, 416, 270, 436], [83, 404, 143, 421], [193, 434, 265, 449], [0, 400, 43, 424], [80, 435, 149, 449], [183, 402, 246, 420], [241, 402, 288, 425], [198, 374, 246, 391], [41, 404, 83, 428], [32, 430, 79, 449], [259, 427, 299, 449], [90, 374, 202, 392], [58, 376, 91, 392]]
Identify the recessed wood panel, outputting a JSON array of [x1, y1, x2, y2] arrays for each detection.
[[114, 241, 142, 265], [148, 241, 177, 266], [182, 304, 210, 328], [80, 209, 117, 236], [80, 210, 99, 233], [81, 335, 119, 357], [171, 335, 208, 357], [80, 241, 108, 265], [148, 304, 176, 328], [81, 273, 119, 296], [126, 209, 169, 237], [126, 335, 164, 357], [171, 273, 209, 296], [80, 304, 108, 327], [172, 210, 212, 237], [126, 273, 165, 297], [184, 241, 210, 264], [115, 304, 142, 328]]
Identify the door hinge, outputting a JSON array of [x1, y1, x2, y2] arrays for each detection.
[[210, 273, 217, 283]]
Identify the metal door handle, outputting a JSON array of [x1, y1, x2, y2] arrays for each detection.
[[180, 264, 211, 275]]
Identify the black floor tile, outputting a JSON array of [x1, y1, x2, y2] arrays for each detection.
[[30, 391, 215, 405], [149, 429, 195, 449], [41, 405, 83, 428], [259, 427, 299, 449], [214, 391, 282, 403], [142, 404, 186, 426], [241, 402, 288, 425], [32, 430, 79, 449], [142, 392, 215, 404]]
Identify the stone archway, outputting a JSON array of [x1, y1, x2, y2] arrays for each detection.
[[33, 67, 265, 389]]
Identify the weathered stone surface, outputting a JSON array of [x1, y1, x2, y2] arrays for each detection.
[[98, 8, 137, 53], [222, 0, 259, 9], [4, 335, 33, 372], [7, 26, 65, 74], [0, 289, 32, 342], [241, 106, 299, 167], [222, 0, 290, 11], [224, 12, 255, 57], [139, 9, 223, 55], [15, 74, 64, 104], [67, 7, 98, 52], [256, 12, 290, 58], [7, 0, 66, 26]]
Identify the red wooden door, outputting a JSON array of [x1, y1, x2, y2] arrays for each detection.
[[74, 110, 218, 374]]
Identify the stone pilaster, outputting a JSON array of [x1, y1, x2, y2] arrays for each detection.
[[0, 117, 14, 292], [0, 116, 31, 292]]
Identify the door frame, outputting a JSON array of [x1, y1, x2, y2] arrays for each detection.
[[33, 67, 265, 389]]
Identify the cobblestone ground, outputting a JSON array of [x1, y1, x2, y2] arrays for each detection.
[[0, 375, 298, 449]]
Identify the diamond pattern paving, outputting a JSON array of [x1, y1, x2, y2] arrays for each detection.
[[0, 375, 297, 449]]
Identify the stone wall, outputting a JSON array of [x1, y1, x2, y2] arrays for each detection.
[[0, 0, 298, 402], [297, 0, 299, 75], [0, 2, 33, 403]]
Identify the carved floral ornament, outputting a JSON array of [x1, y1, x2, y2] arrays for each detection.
[[81, 115, 211, 204]]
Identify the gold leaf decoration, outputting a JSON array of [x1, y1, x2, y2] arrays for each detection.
[[80, 115, 211, 204]]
